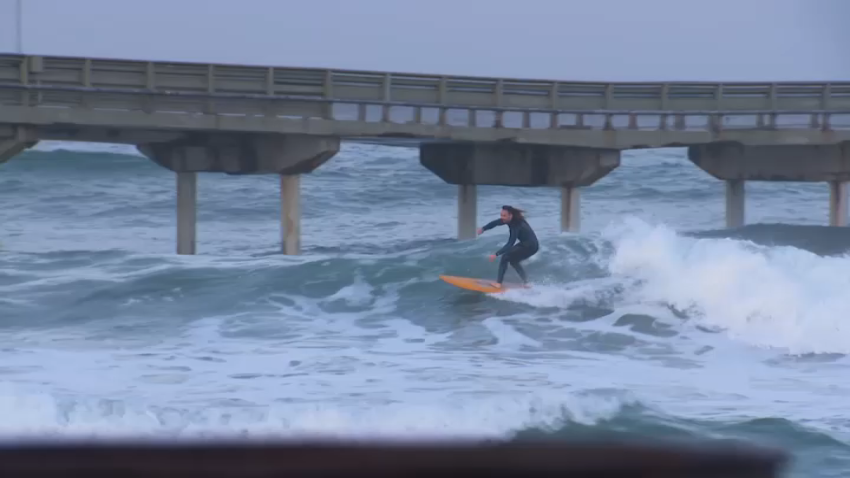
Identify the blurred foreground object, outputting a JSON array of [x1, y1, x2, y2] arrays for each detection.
[[0, 439, 786, 477]]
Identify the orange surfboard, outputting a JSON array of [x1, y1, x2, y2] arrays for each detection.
[[439, 275, 528, 294]]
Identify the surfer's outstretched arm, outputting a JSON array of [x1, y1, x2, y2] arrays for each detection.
[[479, 219, 503, 233]]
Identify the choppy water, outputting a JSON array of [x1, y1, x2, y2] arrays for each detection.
[[2, 141, 850, 477]]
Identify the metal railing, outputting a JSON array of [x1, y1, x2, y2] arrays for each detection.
[[2, 54, 849, 112], [1, 54, 849, 136]]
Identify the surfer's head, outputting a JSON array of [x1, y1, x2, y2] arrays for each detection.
[[500, 205, 525, 222]]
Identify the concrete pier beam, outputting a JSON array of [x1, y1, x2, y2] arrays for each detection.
[[829, 181, 848, 227], [560, 186, 580, 232], [457, 184, 477, 240], [420, 142, 620, 234], [281, 175, 301, 255], [139, 134, 340, 255], [725, 179, 745, 228], [688, 142, 850, 182], [138, 134, 340, 175], [176, 172, 197, 255]]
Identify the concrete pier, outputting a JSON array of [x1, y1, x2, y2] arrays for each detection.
[[725, 180, 745, 228], [176, 172, 197, 255], [3, 54, 850, 253], [560, 186, 580, 232], [140, 134, 339, 254], [420, 142, 620, 235], [281, 175, 301, 255], [457, 185, 477, 240], [139, 134, 340, 175], [689, 142, 850, 228], [829, 181, 848, 227]]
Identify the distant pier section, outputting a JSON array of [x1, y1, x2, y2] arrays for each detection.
[[1, 54, 850, 254]]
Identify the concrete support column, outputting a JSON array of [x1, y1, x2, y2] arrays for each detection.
[[176, 172, 197, 255], [829, 181, 848, 227], [560, 186, 580, 232], [725, 179, 745, 228], [457, 184, 477, 240], [281, 175, 301, 255]]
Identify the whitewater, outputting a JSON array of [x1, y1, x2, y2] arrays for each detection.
[[1, 141, 849, 477]]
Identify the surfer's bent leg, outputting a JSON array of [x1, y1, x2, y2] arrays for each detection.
[[496, 253, 511, 284], [507, 246, 538, 284], [510, 257, 528, 283]]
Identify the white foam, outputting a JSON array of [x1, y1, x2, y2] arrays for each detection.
[[481, 317, 543, 350], [323, 275, 376, 307], [601, 218, 850, 355], [495, 277, 619, 310], [0, 382, 634, 440]]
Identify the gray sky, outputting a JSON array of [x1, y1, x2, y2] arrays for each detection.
[[0, 0, 848, 81]]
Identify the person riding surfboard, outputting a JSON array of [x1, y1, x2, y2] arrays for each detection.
[[477, 205, 539, 288]]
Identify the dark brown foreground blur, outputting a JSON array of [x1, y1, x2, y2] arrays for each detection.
[[0, 439, 787, 478]]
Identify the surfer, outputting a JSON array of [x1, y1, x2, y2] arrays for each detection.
[[477, 205, 539, 288]]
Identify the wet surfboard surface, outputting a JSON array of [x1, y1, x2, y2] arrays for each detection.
[[439, 275, 528, 294]]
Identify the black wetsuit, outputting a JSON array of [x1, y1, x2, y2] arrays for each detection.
[[482, 217, 539, 284]]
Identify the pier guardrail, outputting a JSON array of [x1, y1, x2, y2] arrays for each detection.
[[1, 54, 849, 133]]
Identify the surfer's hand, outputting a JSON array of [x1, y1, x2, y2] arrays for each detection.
[[488, 254, 496, 262], [477, 228, 483, 235]]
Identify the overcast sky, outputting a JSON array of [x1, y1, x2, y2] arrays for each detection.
[[0, 0, 848, 81]]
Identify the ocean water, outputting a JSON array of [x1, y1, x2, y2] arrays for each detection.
[[1, 141, 850, 477]]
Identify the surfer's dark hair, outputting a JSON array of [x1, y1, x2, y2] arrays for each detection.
[[502, 205, 525, 220]]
